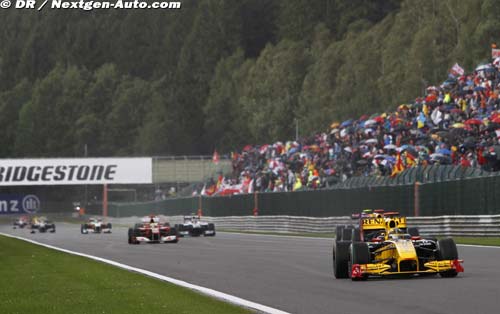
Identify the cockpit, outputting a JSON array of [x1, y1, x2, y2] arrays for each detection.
[[387, 228, 411, 240]]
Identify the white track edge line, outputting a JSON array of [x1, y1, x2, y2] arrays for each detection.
[[457, 244, 500, 249], [0, 232, 290, 314]]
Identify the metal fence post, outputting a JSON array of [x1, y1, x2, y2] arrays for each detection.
[[197, 195, 203, 216], [414, 181, 420, 217], [253, 191, 259, 216], [103, 184, 108, 217]]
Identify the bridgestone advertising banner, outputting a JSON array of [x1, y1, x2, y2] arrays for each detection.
[[0, 158, 152, 186]]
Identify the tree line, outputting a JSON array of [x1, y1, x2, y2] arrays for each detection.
[[0, 0, 498, 157]]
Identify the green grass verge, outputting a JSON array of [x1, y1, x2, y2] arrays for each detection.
[[0, 235, 251, 314], [448, 237, 500, 247], [221, 230, 500, 246]]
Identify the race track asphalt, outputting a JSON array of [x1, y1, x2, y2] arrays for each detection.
[[1, 222, 499, 314]]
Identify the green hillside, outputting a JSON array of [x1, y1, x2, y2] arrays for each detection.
[[0, 0, 498, 156]]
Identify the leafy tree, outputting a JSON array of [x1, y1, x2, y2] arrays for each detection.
[[239, 40, 310, 142], [102, 76, 152, 155], [173, 0, 244, 153], [0, 79, 32, 157], [15, 65, 89, 156], [203, 49, 249, 151], [134, 78, 176, 155]]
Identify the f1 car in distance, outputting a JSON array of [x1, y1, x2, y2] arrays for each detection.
[[333, 209, 464, 280], [13, 215, 30, 229], [81, 217, 112, 234], [128, 215, 178, 244], [30, 216, 56, 233], [175, 215, 215, 237]]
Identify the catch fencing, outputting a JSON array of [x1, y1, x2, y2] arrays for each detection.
[[107, 173, 500, 218]]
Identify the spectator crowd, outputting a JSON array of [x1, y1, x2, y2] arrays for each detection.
[[200, 54, 500, 196]]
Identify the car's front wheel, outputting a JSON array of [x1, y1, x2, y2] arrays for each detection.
[[437, 238, 459, 278], [349, 242, 370, 281]]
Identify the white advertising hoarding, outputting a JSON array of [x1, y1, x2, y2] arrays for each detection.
[[0, 158, 152, 186]]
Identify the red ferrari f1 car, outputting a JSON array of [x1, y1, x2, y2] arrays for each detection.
[[128, 215, 178, 244]]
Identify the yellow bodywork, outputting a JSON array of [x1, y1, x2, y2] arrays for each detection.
[[358, 239, 459, 275], [355, 214, 461, 276]]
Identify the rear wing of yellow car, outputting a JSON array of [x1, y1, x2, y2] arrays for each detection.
[[360, 215, 407, 230]]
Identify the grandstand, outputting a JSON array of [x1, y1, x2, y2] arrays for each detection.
[[194, 53, 500, 197]]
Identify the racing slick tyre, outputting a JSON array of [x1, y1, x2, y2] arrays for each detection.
[[342, 227, 353, 242], [352, 227, 361, 242], [81, 224, 87, 234], [349, 242, 370, 281], [128, 228, 139, 244], [335, 226, 344, 240], [169, 227, 178, 236], [333, 240, 350, 279], [437, 238, 459, 277], [176, 225, 185, 237], [205, 223, 216, 236], [168, 228, 179, 243], [50, 225, 56, 233], [408, 227, 420, 236]]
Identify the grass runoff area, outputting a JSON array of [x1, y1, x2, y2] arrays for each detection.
[[221, 230, 500, 246], [0, 235, 251, 314]]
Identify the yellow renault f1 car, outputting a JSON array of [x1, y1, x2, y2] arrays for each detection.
[[333, 210, 464, 280]]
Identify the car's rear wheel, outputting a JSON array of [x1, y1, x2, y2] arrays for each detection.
[[342, 227, 353, 242], [408, 227, 420, 236], [333, 240, 350, 279], [335, 226, 344, 240], [352, 227, 361, 242]]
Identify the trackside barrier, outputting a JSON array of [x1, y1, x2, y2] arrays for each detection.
[[104, 215, 500, 237]]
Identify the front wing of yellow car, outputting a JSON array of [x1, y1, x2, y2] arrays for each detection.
[[351, 259, 464, 278]]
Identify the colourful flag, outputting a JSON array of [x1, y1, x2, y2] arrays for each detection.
[[391, 153, 404, 177], [449, 63, 464, 76], [492, 48, 500, 58], [417, 112, 426, 128], [405, 152, 416, 167]]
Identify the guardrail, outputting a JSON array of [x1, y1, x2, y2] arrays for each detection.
[[103, 215, 500, 237]]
